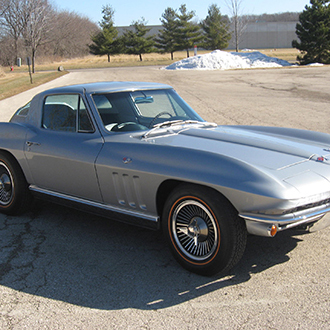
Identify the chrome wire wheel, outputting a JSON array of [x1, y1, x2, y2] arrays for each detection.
[[171, 199, 219, 262], [163, 184, 247, 275], [0, 161, 14, 206]]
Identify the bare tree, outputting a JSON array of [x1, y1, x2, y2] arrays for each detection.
[[225, 0, 247, 52], [0, 0, 26, 63], [0, 34, 16, 65], [22, 0, 54, 73], [52, 10, 98, 58], [0, 0, 98, 67]]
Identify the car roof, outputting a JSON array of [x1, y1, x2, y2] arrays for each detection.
[[37, 81, 173, 96]]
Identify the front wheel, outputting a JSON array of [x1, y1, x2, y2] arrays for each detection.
[[162, 184, 247, 276]]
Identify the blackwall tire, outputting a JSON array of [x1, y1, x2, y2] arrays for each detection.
[[0, 152, 32, 215], [162, 184, 247, 276]]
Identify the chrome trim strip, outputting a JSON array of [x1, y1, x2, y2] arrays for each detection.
[[240, 203, 330, 228], [29, 185, 159, 224]]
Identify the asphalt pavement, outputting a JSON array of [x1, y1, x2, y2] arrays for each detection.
[[0, 65, 330, 329]]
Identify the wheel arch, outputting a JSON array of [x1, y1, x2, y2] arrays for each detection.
[[0, 147, 33, 189], [0, 149, 30, 185], [0, 149, 32, 214], [0, 149, 19, 165], [156, 179, 238, 222]]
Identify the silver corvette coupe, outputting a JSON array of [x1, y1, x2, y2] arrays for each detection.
[[1, 81, 330, 276]]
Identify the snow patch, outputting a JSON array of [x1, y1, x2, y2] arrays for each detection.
[[307, 63, 324, 67], [165, 50, 292, 71]]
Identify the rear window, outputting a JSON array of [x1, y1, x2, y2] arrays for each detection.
[[16, 102, 31, 116]]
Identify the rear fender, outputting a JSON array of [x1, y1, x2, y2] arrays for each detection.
[[0, 122, 32, 183]]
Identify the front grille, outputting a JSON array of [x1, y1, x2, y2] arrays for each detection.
[[283, 198, 330, 215]]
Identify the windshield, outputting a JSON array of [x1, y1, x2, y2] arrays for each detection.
[[91, 89, 203, 132]]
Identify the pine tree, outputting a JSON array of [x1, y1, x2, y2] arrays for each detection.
[[292, 0, 330, 64], [175, 4, 203, 58], [155, 7, 178, 60], [89, 5, 121, 62], [123, 18, 155, 61], [201, 4, 231, 50]]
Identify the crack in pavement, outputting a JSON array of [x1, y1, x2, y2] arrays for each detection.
[[0, 213, 46, 290]]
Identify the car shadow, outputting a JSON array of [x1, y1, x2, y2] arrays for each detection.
[[0, 201, 303, 310]]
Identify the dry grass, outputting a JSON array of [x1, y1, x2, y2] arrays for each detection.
[[10, 51, 209, 72], [0, 71, 67, 101], [0, 66, 5, 78], [8, 48, 299, 72], [4, 48, 299, 73], [258, 48, 300, 62]]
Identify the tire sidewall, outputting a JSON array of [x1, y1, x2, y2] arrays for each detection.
[[0, 153, 29, 214], [162, 184, 241, 275]]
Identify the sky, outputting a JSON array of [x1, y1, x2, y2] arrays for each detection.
[[53, 0, 310, 26]]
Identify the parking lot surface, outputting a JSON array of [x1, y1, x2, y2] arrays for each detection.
[[0, 65, 330, 329]]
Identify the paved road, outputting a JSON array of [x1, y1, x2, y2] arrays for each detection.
[[0, 66, 330, 329]]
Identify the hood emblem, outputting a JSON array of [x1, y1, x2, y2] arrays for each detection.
[[123, 157, 132, 164], [317, 156, 326, 162]]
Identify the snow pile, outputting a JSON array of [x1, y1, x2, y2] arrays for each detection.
[[165, 50, 292, 70]]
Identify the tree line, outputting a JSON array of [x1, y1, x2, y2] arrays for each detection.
[[91, 0, 330, 65], [89, 4, 231, 62], [0, 0, 98, 71], [0, 1, 234, 70], [1, 0, 329, 71]]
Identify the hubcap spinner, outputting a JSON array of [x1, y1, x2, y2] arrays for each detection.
[[0, 174, 11, 192], [188, 217, 209, 242]]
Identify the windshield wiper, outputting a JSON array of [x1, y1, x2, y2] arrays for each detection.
[[142, 120, 216, 139], [154, 119, 198, 128]]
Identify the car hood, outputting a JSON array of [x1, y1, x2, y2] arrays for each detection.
[[143, 124, 330, 171]]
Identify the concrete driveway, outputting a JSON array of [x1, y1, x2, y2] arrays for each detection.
[[0, 66, 330, 329]]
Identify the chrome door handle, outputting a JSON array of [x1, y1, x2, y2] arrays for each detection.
[[26, 141, 41, 147]]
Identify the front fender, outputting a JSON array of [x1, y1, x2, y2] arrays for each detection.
[[96, 140, 298, 215]]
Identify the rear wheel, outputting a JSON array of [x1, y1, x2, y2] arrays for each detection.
[[162, 184, 247, 276], [0, 152, 31, 215]]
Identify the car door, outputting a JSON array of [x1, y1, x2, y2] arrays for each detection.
[[24, 93, 104, 202]]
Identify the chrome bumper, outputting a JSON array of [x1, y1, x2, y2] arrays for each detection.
[[240, 204, 330, 237]]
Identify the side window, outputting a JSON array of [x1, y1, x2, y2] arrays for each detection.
[[42, 94, 93, 132], [93, 94, 117, 126]]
